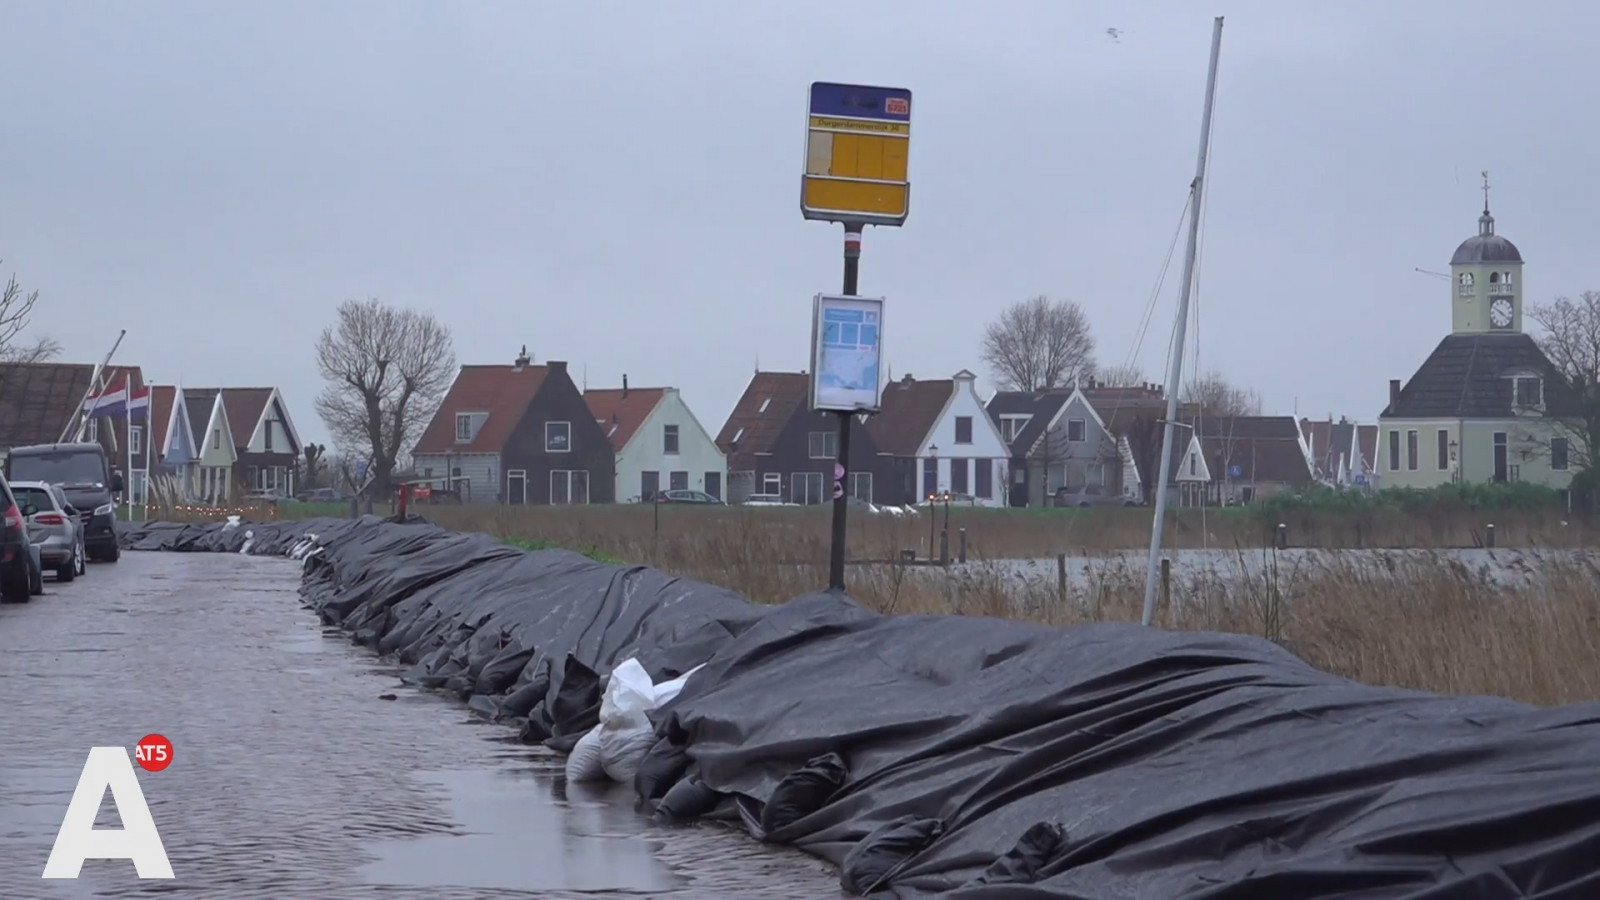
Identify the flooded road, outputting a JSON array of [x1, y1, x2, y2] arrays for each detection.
[[0, 552, 842, 898]]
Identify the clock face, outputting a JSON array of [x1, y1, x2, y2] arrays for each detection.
[[1489, 298, 1513, 328]]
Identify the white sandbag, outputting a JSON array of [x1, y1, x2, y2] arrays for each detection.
[[240, 530, 255, 554], [592, 658, 707, 784], [564, 724, 607, 782]]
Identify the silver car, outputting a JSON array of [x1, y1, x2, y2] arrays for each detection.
[[11, 480, 86, 582]]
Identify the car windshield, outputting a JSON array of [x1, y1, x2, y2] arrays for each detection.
[[11, 486, 55, 511], [9, 451, 106, 487]]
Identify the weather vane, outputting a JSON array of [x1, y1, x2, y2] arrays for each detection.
[[1481, 169, 1490, 211]]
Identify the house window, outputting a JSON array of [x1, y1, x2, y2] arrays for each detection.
[[762, 472, 782, 496], [455, 413, 473, 442], [922, 457, 937, 497], [1437, 429, 1450, 470], [849, 471, 872, 502], [641, 470, 660, 502], [1066, 418, 1087, 442], [808, 431, 838, 459], [1552, 437, 1570, 471], [213, 429, 221, 451], [129, 426, 143, 457], [1188, 454, 1196, 476], [1406, 430, 1419, 471], [264, 421, 274, 451], [545, 421, 572, 452], [1515, 377, 1542, 407], [974, 459, 993, 499], [791, 471, 824, 505], [954, 416, 973, 444], [1388, 430, 1400, 471], [1086, 462, 1104, 486], [669, 471, 689, 491], [246, 466, 259, 489], [950, 459, 969, 494], [87, 419, 98, 441], [663, 424, 680, 454], [550, 469, 589, 505], [999, 415, 1029, 443], [423, 468, 433, 478], [704, 472, 722, 500]]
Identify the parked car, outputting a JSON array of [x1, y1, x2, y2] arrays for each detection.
[[0, 471, 44, 601], [1053, 485, 1140, 508], [650, 489, 725, 505], [4, 442, 121, 563], [741, 493, 799, 507], [244, 488, 288, 504], [10, 480, 85, 582], [296, 487, 345, 503]]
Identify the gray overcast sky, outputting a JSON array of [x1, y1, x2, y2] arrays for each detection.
[[4, 0, 1597, 449]]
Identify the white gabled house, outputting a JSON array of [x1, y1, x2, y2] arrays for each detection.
[[585, 379, 728, 502], [868, 370, 1011, 506]]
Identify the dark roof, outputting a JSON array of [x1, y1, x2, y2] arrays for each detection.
[[868, 375, 952, 456], [1195, 415, 1302, 441], [584, 387, 665, 451], [985, 390, 1071, 458], [150, 386, 176, 456], [1382, 333, 1580, 419], [1451, 211, 1522, 265], [185, 389, 218, 445], [716, 372, 810, 471], [0, 363, 143, 450], [413, 363, 553, 454], [1200, 434, 1314, 486]]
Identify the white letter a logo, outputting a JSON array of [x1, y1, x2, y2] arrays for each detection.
[[42, 747, 174, 879]]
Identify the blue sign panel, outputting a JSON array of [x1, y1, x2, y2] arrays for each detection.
[[1228, 464, 1242, 478], [808, 82, 912, 122]]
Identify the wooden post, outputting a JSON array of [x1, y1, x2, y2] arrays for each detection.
[[958, 528, 968, 564], [1486, 523, 1496, 548], [1160, 557, 1171, 614], [1056, 553, 1067, 605]]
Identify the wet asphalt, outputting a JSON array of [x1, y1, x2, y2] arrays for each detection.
[[0, 551, 844, 899]]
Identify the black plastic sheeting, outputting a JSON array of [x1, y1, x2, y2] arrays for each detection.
[[120, 517, 1600, 898]]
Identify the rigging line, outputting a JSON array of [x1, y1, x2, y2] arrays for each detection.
[[1126, 195, 1192, 379]]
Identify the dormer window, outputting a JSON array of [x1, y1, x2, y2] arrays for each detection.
[[1458, 272, 1475, 296], [455, 413, 474, 442], [1514, 376, 1542, 408]]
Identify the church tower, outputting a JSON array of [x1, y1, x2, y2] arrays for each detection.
[[1450, 172, 1524, 334]]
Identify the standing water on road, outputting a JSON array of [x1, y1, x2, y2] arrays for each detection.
[[0, 552, 840, 898]]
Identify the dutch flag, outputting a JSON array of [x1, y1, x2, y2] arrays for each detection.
[[83, 376, 128, 418]]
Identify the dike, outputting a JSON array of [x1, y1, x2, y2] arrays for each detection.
[[120, 516, 1600, 898]]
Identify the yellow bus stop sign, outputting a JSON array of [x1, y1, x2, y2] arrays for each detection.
[[801, 82, 911, 226]]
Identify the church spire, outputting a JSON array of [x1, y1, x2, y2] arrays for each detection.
[[1479, 169, 1495, 236]]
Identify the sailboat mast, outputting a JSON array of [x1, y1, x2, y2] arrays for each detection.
[[1142, 16, 1223, 627]]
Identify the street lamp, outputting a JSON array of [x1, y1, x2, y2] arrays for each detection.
[[926, 444, 939, 558]]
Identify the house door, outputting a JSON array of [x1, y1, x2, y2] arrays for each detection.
[[1493, 432, 1508, 482], [507, 469, 527, 504], [704, 472, 721, 500]]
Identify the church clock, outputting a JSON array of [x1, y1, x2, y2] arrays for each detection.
[[1489, 297, 1513, 329]]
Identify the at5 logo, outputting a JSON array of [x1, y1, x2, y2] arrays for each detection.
[[42, 734, 175, 879]]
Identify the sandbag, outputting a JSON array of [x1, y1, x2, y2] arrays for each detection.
[[594, 658, 705, 785], [564, 725, 606, 782]]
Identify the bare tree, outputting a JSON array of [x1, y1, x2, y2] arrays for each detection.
[[1094, 362, 1147, 387], [315, 298, 456, 493], [1183, 369, 1263, 417], [1529, 291, 1600, 475], [0, 266, 60, 363], [981, 295, 1096, 391], [1119, 410, 1166, 505]]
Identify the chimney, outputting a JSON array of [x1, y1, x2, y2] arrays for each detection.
[[622, 374, 629, 397], [902, 373, 914, 384], [513, 345, 530, 370], [1388, 379, 1400, 410], [548, 360, 567, 374]]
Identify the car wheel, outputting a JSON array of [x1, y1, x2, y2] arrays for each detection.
[[74, 541, 86, 576], [28, 553, 44, 595], [1, 559, 29, 602]]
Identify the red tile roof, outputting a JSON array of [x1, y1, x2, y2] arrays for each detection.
[[219, 388, 273, 449], [867, 375, 952, 456], [716, 372, 810, 471], [413, 364, 550, 454], [150, 386, 175, 457], [584, 387, 665, 452]]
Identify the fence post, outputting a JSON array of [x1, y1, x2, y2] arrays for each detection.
[[1160, 557, 1171, 614], [939, 530, 950, 566], [958, 528, 967, 564], [1056, 552, 1067, 606], [1275, 523, 1288, 550], [1486, 522, 1495, 548]]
